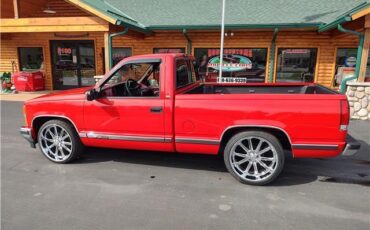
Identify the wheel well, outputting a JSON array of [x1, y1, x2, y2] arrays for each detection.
[[32, 117, 77, 141], [219, 126, 292, 155]]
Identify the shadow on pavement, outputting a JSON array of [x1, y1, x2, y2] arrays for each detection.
[[77, 147, 228, 172], [74, 144, 369, 187]]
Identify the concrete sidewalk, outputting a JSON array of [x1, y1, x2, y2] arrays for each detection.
[[0, 91, 52, 101]]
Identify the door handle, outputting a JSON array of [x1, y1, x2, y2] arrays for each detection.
[[150, 107, 163, 113]]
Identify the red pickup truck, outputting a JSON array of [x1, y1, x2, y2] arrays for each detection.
[[21, 53, 360, 185]]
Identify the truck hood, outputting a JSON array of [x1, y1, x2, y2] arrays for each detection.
[[26, 87, 92, 103]]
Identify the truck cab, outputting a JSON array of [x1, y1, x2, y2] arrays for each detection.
[[83, 53, 195, 152]]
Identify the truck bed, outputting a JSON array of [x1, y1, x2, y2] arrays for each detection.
[[175, 82, 346, 158], [184, 83, 338, 95]]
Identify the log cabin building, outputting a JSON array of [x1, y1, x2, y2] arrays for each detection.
[[1, 0, 370, 92]]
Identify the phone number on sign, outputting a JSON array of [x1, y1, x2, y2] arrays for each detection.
[[217, 77, 247, 83]]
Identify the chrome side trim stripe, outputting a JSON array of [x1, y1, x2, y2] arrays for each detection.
[[80, 132, 220, 145], [80, 131, 172, 143], [164, 137, 173, 143], [175, 138, 220, 145], [292, 144, 339, 150]]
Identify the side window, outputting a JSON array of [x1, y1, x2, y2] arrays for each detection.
[[176, 59, 194, 88], [101, 62, 160, 97]]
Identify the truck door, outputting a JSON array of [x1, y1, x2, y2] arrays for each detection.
[[83, 59, 172, 151]]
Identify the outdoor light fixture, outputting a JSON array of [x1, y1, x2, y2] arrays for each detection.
[[225, 31, 234, 37], [43, 6, 56, 14]]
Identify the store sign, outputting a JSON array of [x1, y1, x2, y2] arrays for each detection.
[[208, 54, 252, 72], [345, 56, 357, 67], [57, 47, 72, 56], [283, 49, 310, 54], [154, 48, 185, 53], [207, 48, 253, 57]]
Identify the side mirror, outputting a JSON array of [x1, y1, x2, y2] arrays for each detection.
[[86, 88, 99, 101]]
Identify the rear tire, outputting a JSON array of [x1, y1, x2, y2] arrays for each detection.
[[37, 120, 83, 163], [223, 131, 284, 185]]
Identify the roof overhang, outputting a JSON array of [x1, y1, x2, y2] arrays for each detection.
[[318, 2, 370, 32], [147, 23, 320, 31], [66, 0, 150, 33], [0, 17, 109, 33], [67, 0, 117, 24]]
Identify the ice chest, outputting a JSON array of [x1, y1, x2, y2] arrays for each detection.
[[12, 71, 45, 91]]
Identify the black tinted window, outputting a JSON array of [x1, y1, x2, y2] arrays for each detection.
[[176, 59, 191, 88]]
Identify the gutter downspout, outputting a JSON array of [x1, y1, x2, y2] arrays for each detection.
[[337, 24, 364, 93], [108, 28, 129, 69], [269, 28, 279, 83], [182, 29, 192, 54]]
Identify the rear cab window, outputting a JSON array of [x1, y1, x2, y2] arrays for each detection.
[[175, 58, 197, 89]]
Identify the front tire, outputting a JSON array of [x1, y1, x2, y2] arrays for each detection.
[[224, 131, 285, 185], [37, 120, 83, 163]]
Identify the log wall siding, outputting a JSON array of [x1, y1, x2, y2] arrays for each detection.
[[0, 0, 15, 18], [21, 0, 90, 18], [0, 32, 105, 90], [0, 0, 90, 19], [0, 30, 359, 90]]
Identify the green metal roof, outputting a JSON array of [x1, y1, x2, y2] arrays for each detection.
[[79, 0, 148, 31], [81, 0, 370, 32]]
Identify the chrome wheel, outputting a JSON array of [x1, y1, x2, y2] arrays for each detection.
[[39, 124, 73, 162], [229, 136, 278, 182]]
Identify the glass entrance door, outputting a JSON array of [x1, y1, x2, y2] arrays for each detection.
[[51, 40, 96, 90]]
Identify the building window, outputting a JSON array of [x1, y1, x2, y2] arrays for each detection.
[[194, 48, 267, 83], [102, 47, 132, 70], [112, 47, 132, 66], [18, 47, 43, 71], [153, 48, 185, 53], [276, 48, 317, 82], [334, 48, 357, 86]]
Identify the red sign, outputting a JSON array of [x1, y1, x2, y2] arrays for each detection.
[[283, 49, 310, 54], [207, 48, 253, 57], [154, 48, 185, 53], [57, 47, 72, 56]]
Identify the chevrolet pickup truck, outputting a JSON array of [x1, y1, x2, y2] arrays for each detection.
[[21, 53, 360, 185]]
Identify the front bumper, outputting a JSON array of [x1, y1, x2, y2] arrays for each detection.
[[342, 134, 360, 156], [20, 127, 36, 148]]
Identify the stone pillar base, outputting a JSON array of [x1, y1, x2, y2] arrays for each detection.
[[346, 82, 370, 120]]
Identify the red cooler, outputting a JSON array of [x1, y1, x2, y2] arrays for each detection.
[[12, 71, 45, 91]]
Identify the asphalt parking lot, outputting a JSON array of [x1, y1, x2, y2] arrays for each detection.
[[1, 100, 369, 230]]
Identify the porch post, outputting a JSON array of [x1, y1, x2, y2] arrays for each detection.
[[358, 28, 370, 82], [13, 0, 19, 19], [269, 28, 279, 83], [13, 0, 19, 18], [104, 32, 110, 73]]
